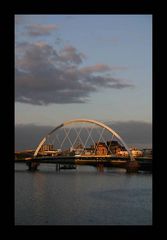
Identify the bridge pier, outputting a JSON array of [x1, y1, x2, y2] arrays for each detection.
[[26, 161, 39, 171], [126, 160, 139, 173], [56, 163, 60, 171], [96, 162, 104, 172]]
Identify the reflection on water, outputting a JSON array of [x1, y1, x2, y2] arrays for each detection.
[[15, 164, 152, 225]]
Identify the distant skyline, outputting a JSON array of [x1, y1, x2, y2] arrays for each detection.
[[15, 15, 152, 150]]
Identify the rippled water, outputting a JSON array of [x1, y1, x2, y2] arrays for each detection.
[[15, 164, 152, 225]]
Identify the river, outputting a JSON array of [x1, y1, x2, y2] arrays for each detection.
[[15, 164, 152, 225]]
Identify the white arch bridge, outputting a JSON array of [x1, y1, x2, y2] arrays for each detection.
[[34, 118, 134, 160], [16, 119, 143, 172]]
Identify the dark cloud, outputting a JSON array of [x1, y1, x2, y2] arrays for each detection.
[[15, 121, 152, 151], [15, 124, 52, 151], [107, 121, 152, 147], [15, 41, 134, 105], [26, 24, 58, 36]]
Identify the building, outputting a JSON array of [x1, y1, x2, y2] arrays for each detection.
[[71, 143, 84, 155], [39, 144, 59, 156], [130, 148, 143, 157], [107, 140, 124, 154], [94, 142, 108, 155], [117, 150, 129, 157], [117, 148, 143, 157], [142, 148, 152, 157], [84, 147, 95, 155], [40, 144, 54, 152]]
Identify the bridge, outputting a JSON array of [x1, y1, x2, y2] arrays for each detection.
[[15, 118, 152, 173], [15, 155, 152, 172]]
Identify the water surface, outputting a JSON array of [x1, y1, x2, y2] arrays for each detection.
[[15, 164, 152, 225]]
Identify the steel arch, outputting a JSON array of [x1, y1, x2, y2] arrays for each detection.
[[34, 118, 134, 161]]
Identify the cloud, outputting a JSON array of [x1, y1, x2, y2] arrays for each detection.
[[15, 121, 152, 151], [26, 24, 58, 36], [15, 41, 134, 105], [80, 64, 111, 73], [80, 64, 128, 73], [15, 124, 52, 151], [59, 46, 85, 64], [107, 121, 152, 147]]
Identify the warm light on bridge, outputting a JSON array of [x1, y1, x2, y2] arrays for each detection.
[[34, 118, 135, 161]]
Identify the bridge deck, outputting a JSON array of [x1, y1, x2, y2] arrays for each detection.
[[15, 156, 152, 164]]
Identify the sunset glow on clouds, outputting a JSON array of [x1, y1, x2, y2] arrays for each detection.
[[15, 26, 133, 105]]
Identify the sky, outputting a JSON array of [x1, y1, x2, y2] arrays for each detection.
[[15, 15, 152, 150]]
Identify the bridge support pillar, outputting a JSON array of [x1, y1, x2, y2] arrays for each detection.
[[97, 162, 104, 172], [126, 160, 139, 173], [27, 161, 39, 171], [56, 163, 60, 171]]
